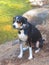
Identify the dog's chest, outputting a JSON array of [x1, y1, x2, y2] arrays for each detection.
[[18, 30, 28, 41]]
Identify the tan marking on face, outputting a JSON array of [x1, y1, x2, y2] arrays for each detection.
[[17, 22, 22, 28]]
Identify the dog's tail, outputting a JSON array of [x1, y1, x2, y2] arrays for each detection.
[[39, 38, 45, 48], [42, 34, 46, 44]]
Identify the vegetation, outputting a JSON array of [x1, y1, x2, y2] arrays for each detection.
[[0, 0, 32, 44]]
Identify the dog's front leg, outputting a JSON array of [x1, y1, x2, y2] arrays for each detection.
[[18, 43, 23, 58], [28, 38, 33, 60], [28, 47, 33, 60]]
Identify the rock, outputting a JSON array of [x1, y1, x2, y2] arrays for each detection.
[[29, 0, 49, 6], [23, 8, 49, 43], [23, 8, 49, 26]]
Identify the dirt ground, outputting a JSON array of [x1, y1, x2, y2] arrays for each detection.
[[0, 24, 49, 65], [0, 41, 49, 65]]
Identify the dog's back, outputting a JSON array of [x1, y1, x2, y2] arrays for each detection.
[[25, 22, 43, 48]]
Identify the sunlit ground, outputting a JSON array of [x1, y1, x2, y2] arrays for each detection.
[[0, 0, 32, 44]]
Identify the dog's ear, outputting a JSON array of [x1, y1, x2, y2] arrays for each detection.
[[23, 17, 27, 23]]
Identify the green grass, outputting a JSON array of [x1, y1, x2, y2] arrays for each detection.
[[0, 0, 32, 44]]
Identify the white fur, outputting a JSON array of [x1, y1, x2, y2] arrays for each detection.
[[13, 22, 19, 28], [18, 30, 28, 42], [36, 41, 39, 48], [35, 41, 40, 53], [16, 16, 19, 20], [28, 47, 33, 60], [35, 48, 40, 53], [18, 43, 23, 58]]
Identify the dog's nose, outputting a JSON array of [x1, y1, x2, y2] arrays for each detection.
[[13, 25, 15, 28]]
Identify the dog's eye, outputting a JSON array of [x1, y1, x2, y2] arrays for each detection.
[[17, 21, 21, 23]]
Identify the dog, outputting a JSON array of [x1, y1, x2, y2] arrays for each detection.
[[13, 16, 44, 60]]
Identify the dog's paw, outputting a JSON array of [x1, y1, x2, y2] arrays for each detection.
[[35, 48, 40, 53], [28, 56, 33, 60], [18, 54, 23, 59]]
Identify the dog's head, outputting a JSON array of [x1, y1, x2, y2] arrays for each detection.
[[13, 16, 27, 29]]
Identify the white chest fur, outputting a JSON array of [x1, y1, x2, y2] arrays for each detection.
[[18, 30, 28, 42]]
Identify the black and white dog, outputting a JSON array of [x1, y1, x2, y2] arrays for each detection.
[[13, 16, 44, 60]]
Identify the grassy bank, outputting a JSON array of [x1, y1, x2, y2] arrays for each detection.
[[0, 0, 32, 44]]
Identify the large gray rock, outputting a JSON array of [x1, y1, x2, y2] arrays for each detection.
[[23, 8, 49, 42], [23, 8, 49, 26]]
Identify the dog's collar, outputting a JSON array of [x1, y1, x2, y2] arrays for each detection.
[[18, 28, 23, 34], [19, 28, 23, 30]]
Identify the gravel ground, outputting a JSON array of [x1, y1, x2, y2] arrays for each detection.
[[0, 40, 49, 65]]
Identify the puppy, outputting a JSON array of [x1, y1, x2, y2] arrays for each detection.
[[13, 16, 44, 60]]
